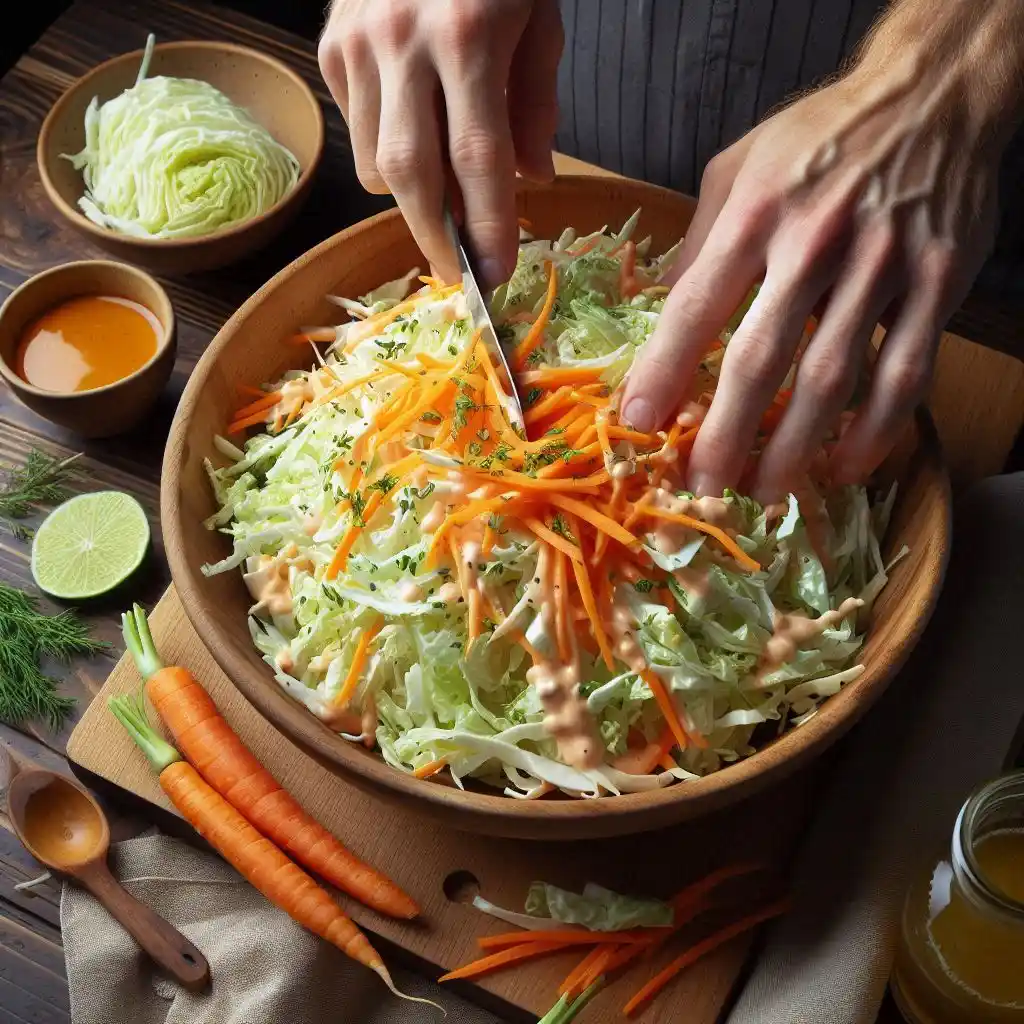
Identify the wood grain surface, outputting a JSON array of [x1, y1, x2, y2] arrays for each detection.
[[0, 1, 1021, 1022]]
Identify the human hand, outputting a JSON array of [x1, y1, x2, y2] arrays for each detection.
[[318, 0, 563, 287], [622, 32, 1009, 501]]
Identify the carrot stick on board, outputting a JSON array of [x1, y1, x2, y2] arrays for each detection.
[[121, 605, 419, 921], [107, 694, 439, 1012]]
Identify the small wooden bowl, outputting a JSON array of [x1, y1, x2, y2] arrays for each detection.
[[0, 260, 176, 438], [37, 41, 324, 275], [163, 176, 951, 840]]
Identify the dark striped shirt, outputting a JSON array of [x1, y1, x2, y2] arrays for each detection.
[[556, 0, 1024, 312]]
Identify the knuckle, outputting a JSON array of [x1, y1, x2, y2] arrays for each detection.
[[375, 142, 419, 187], [884, 356, 929, 406], [369, 2, 417, 52], [339, 30, 372, 72], [439, 1, 488, 56], [317, 35, 345, 81], [729, 328, 789, 388], [797, 351, 850, 406], [450, 130, 503, 180]]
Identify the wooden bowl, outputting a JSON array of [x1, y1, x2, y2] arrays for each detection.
[[37, 41, 324, 276], [163, 176, 951, 840], [0, 260, 176, 438]]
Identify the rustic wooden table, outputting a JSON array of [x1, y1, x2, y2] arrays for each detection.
[[0, 3, 1022, 1023]]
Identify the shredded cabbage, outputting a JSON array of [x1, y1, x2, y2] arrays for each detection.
[[201, 210, 904, 799], [525, 882, 674, 930], [63, 34, 300, 239]]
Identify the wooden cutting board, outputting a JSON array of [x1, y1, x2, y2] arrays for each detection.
[[67, 588, 812, 1023]]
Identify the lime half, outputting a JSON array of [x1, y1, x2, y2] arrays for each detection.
[[31, 491, 150, 599]]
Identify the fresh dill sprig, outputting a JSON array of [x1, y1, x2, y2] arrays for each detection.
[[0, 583, 108, 729], [0, 451, 80, 540]]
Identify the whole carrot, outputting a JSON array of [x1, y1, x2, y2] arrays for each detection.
[[121, 605, 418, 921], [108, 694, 439, 1012]]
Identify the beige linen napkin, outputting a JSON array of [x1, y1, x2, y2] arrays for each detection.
[[63, 473, 1024, 1024], [61, 834, 499, 1024]]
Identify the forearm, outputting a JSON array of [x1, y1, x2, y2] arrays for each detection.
[[855, 0, 1024, 149]]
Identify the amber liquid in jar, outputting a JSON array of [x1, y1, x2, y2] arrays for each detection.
[[891, 771, 1024, 1023]]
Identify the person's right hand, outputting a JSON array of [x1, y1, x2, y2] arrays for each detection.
[[319, 0, 563, 287]]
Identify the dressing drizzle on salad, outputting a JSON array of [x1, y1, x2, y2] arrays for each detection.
[[201, 212, 905, 799]]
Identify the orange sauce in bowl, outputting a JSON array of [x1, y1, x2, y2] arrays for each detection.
[[15, 295, 161, 393]]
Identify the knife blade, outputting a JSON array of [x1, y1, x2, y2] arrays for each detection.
[[442, 202, 527, 433]]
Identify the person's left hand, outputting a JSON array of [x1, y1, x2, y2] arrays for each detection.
[[620, 52, 1001, 502]]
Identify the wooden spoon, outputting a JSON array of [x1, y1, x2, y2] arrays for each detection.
[[6, 762, 210, 991]]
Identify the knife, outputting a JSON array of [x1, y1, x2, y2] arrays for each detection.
[[442, 201, 527, 434]]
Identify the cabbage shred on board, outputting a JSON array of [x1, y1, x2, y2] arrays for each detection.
[[63, 34, 300, 239], [202, 212, 906, 799]]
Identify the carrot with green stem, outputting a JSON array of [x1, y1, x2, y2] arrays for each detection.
[[121, 605, 418, 920], [107, 695, 438, 1011]]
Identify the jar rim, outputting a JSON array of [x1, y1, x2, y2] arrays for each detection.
[[954, 769, 1024, 920]]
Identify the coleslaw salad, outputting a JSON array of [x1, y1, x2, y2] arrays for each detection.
[[201, 211, 906, 799]]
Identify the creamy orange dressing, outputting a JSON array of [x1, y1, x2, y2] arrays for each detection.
[[16, 294, 160, 393], [22, 778, 103, 867], [398, 580, 424, 602], [244, 545, 310, 618], [437, 581, 462, 603], [759, 597, 863, 678], [673, 565, 712, 601], [360, 693, 378, 748], [527, 660, 600, 769], [302, 510, 323, 536], [422, 502, 445, 532], [609, 599, 648, 675]]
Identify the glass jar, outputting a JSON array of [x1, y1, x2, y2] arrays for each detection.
[[891, 770, 1024, 1023]]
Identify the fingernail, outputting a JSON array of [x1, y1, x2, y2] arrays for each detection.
[[689, 472, 715, 497], [478, 258, 508, 291], [623, 397, 655, 433]]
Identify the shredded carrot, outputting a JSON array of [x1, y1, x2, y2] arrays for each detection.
[[481, 521, 495, 558], [671, 863, 764, 914], [287, 327, 337, 345], [232, 389, 283, 420], [565, 516, 615, 671], [519, 366, 604, 388], [622, 900, 789, 1017], [548, 494, 637, 549], [413, 757, 449, 779], [439, 941, 565, 983], [523, 386, 573, 426], [227, 407, 278, 435], [569, 391, 610, 409], [418, 275, 445, 288], [523, 517, 584, 563], [463, 466, 608, 494], [560, 945, 609, 999], [639, 668, 694, 754], [237, 383, 271, 400], [512, 261, 558, 370], [607, 425, 660, 445], [577, 944, 617, 994], [636, 506, 761, 572], [326, 491, 383, 579], [554, 550, 573, 663], [333, 619, 383, 708]]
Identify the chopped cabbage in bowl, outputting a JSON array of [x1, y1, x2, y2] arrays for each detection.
[[201, 212, 905, 799]]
